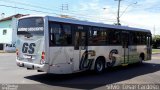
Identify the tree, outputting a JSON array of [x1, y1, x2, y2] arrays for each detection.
[[152, 35, 160, 49]]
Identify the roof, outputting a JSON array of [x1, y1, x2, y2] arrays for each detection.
[[0, 14, 28, 22], [48, 16, 150, 33], [19, 15, 151, 33]]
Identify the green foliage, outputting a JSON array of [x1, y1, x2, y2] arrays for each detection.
[[152, 49, 160, 54], [152, 35, 160, 49]]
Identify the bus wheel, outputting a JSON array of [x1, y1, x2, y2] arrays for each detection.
[[139, 53, 144, 64], [139, 56, 143, 64], [94, 58, 105, 73]]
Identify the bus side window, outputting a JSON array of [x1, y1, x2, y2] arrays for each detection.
[[88, 27, 93, 45], [50, 28, 55, 45], [49, 23, 61, 46], [88, 27, 108, 46], [133, 32, 137, 45], [110, 30, 121, 45], [74, 32, 80, 50], [137, 32, 142, 45], [92, 28, 99, 45], [49, 22, 72, 46], [142, 33, 146, 45], [88, 27, 98, 45], [62, 24, 72, 45], [100, 28, 108, 45]]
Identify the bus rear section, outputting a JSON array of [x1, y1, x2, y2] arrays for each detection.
[[16, 17, 48, 72]]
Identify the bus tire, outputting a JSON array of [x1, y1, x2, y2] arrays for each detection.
[[139, 56, 143, 64], [139, 53, 144, 64], [94, 58, 105, 73]]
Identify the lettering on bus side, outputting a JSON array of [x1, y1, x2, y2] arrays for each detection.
[[79, 50, 95, 70], [22, 43, 36, 54], [28, 43, 36, 54], [108, 49, 118, 67], [22, 43, 28, 53]]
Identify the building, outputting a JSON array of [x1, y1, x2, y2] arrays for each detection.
[[0, 14, 26, 52]]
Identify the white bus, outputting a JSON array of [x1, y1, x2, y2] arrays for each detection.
[[16, 15, 152, 74]]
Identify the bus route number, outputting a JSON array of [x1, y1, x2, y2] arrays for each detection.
[[22, 43, 36, 54]]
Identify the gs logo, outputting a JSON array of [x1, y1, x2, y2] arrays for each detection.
[[22, 43, 36, 54]]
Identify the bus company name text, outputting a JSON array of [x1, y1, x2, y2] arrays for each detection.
[[18, 27, 44, 32]]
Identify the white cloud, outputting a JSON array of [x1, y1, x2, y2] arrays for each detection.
[[74, 0, 160, 35], [119, 0, 160, 34], [120, 12, 160, 34]]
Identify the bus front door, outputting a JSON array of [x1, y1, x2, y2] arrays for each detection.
[[122, 31, 129, 65], [74, 28, 88, 71]]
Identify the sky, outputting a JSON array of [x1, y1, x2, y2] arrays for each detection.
[[0, 0, 160, 35]]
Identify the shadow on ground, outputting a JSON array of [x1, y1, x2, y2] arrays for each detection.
[[25, 62, 160, 89]]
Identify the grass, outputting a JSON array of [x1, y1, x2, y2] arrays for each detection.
[[152, 49, 160, 54], [0, 50, 15, 53]]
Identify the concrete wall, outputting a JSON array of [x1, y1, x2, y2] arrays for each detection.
[[0, 17, 17, 52], [0, 20, 12, 28], [0, 28, 13, 44], [4, 43, 16, 52], [11, 17, 17, 44], [0, 20, 13, 44]]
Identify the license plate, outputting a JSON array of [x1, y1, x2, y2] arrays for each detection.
[[28, 58, 32, 62], [23, 55, 31, 59]]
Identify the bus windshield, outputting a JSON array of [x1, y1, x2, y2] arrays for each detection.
[[17, 17, 44, 36]]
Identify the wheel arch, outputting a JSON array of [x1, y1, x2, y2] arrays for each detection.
[[140, 52, 145, 60], [90, 56, 106, 70]]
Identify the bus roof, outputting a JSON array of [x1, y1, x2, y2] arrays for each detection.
[[19, 15, 151, 33]]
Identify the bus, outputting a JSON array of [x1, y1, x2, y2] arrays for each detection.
[[16, 15, 152, 74]]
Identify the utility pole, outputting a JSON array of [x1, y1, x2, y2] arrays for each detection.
[[61, 4, 68, 11], [60, 4, 70, 18], [153, 25, 156, 36], [115, 0, 122, 25]]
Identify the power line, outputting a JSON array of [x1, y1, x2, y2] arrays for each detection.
[[0, 0, 116, 17], [0, 4, 116, 23], [0, 0, 54, 11], [0, 0, 118, 23], [119, 2, 137, 18], [0, 0, 118, 22], [0, 4, 60, 16]]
